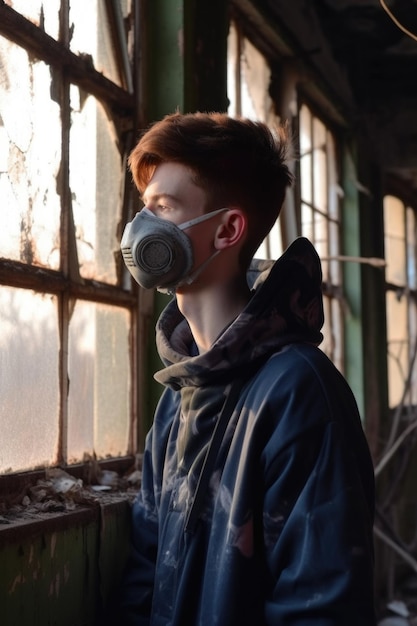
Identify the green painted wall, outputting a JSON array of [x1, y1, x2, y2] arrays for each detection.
[[1, 501, 131, 626]]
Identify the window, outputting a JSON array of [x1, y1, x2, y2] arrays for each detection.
[[0, 1, 138, 473], [384, 195, 417, 410], [227, 20, 283, 261], [227, 24, 344, 372], [298, 104, 344, 372]]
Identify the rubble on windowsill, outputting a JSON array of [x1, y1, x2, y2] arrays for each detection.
[[0, 454, 142, 525], [378, 596, 417, 625]]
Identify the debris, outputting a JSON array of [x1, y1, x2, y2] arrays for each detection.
[[387, 600, 410, 618], [98, 469, 120, 489], [126, 469, 142, 488], [1, 454, 141, 525]]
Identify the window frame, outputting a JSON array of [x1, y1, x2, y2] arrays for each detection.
[[0, 1, 143, 482], [295, 98, 345, 372], [383, 185, 417, 414]]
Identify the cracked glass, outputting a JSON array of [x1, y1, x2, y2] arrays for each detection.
[[0, 38, 61, 268]]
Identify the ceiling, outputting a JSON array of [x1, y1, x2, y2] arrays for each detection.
[[263, 0, 417, 195], [315, 0, 417, 194], [316, 0, 417, 102]]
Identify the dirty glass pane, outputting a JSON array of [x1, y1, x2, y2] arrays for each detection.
[[70, 91, 123, 283], [313, 147, 327, 212], [313, 116, 326, 151], [240, 37, 274, 124], [315, 210, 328, 265], [227, 22, 275, 124], [321, 298, 333, 367], [227, 22, 282, 259], [0, 287, 60, 473], [386, 291, 409, 408], [321, 297, 343, 374], [300, 105, 312, 154], [384, 195, 406, 285], [227, 22, 239, 117], [67, 300, 131, 463], [256, 219, 283, 260], [327, 133, 340, 222], [4, 0, 60, 40], [0, 38, 61, 268], [331, 298, 344, 374], [300, 152, 312, 205], [329, 218, 341, 285], [70, 0, 131, 88], [301, 202, 313, 241]]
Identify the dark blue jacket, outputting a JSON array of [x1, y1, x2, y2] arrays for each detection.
[[120, 238, 376, 625]]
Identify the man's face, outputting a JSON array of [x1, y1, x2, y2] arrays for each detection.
[[142, 162, 208, 225], [141, 162, 223, 291]]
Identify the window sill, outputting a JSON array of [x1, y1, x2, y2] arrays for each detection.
[[0, 455, 141, 545], [1, 474, 136, 626], [0, 490, 133, 545]]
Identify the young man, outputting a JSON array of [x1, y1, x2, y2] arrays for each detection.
[[119, 112, 376, 625]]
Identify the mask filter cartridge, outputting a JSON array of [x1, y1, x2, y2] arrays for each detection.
[[121, 209, 193, 289], [121, 207, 228, 291]]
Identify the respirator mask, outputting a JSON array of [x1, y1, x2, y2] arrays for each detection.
[[120, 207, 228, 293]]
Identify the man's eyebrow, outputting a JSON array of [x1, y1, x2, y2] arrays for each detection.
[[141, 192, 180, 205]]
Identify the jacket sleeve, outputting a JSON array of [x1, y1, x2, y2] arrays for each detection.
[[118, 388, 179, 625], [259, 351, 375, 625], [117, 431, 158, 625]]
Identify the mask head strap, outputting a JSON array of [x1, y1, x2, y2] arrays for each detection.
[[178, 207, 229, 231]]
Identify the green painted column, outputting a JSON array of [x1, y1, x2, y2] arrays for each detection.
[[342, 146, 365, 417], [356, 141, 389, 456], [143, 0, 228, 120], [138, 0, 229, 431], [342, 139, 388, 454]]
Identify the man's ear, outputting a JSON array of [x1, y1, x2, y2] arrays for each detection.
[[214, 209, 247, 250]]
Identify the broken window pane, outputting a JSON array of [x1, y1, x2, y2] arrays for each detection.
[[0, 287, 60, 472], [67, 300, 131, 463], [227, 21, 282, 259], [0, 38, 61, 268], [70, 0, 131, 89], [70, 90, 123, 283], [4, 0, 60, 40], [227, 22, 275, 125]]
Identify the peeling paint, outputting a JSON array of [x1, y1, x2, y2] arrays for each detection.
[[50, 532, 57, 558], [9, 573, 25, 594], [177, 27, 184, 57], [63, 562, 70, 584]]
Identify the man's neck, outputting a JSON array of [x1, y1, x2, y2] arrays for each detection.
[[176, 279, 251, 353]]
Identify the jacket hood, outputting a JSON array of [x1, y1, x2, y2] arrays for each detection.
[[154, 237, 324, 390]]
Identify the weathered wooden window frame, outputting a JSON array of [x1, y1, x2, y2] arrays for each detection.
[[295, 100, 345, 372], [0, 1, 142, 485]]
